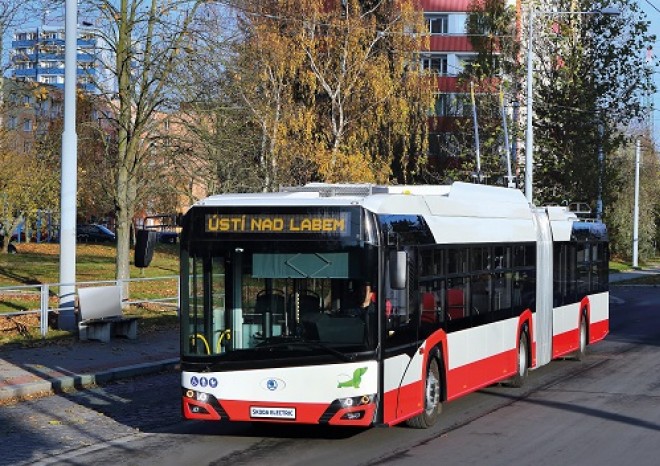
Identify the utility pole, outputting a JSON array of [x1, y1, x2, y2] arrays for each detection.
[[596, 120, 604, 221], [632, 139, 640, 268]]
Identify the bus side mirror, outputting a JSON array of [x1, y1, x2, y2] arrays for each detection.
[[389, 251, 407, 290], [135, 229, 157, 268]]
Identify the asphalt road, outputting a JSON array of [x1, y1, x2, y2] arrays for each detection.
[[2, 285, 659, 466]]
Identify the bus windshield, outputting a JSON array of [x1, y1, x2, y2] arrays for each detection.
[[182, 245, 378, 360]]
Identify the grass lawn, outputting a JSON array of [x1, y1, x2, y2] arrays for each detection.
[[609, 260, 632, 273], [0, 242, 179, 285], [0, 242, 180, 345]]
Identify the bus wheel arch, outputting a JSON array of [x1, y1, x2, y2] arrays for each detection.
[[509, 324, 530, 388], [406, 348, 444, 429]]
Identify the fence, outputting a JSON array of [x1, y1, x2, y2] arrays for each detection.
[[0, 276, 179, 338]]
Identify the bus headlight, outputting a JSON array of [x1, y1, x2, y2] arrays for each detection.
[[340, 394, 374, 408]]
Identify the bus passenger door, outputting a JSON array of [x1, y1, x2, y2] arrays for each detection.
[[383, 249, 422, 423]]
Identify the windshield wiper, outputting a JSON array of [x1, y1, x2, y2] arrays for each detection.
[[256, 337, 356, 362]]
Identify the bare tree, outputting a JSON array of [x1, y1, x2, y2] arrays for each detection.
[[66, 0, 210, 284]]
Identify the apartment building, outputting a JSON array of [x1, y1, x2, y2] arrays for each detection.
[[421, 0, 520, 173], [10, 25, 108, 94], [419, 0, 481, 164], [0, 78, 64, 155]]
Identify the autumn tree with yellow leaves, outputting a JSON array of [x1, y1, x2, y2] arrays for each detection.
[[232, 0, 433, 189], [0, 83, 59, 253]]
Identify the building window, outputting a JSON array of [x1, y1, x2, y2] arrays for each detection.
[[434, 94, 449, 117], [40, 60, 61, 69], [457, 55, 478, 74], [7, 116, 17, 130], [428, 15, 448, 34], [432, 93, 470, 118], [23, 119, 33, 132], [422, 54, 448, 76]]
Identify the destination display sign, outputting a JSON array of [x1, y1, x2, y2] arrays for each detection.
[[205, 212, 351, 236]]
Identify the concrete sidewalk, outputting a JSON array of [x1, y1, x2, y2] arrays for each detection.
[[609, 265, 660, 283], [0, 327, 179, 403], [1, 266, 658, 404]]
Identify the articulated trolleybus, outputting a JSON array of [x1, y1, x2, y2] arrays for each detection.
[[179, 182, 608, 428]]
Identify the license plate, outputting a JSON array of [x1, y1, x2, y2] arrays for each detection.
[[250, 406, 296, 420]]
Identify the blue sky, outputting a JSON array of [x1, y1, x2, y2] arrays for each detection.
[[3, 2, 659, 144], [640, 0, 659, 143]]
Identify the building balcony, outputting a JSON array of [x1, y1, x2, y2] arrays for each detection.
[[432, 76, 502, 93], [37, 68, 65, 75], [11, 39, 38, 48], [39, 38, 65, 45], [435, 76, 459, 92], [426, 35, 474, 53], [420, 0, 472, 12], [11, 53, 37, 62]]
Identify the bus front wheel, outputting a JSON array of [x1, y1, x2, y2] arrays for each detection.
[[407, 358, 442, 429]]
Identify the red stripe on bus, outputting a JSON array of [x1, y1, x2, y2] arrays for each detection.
[[445, 349, 517, 400], [589, 319, 609, 343], [552, 328, 579, 358]]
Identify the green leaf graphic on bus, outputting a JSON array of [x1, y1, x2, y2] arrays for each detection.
[[337, 367, 368, 388]]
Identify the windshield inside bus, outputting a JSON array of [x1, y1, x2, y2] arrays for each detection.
[[182, 246, 379, 359]]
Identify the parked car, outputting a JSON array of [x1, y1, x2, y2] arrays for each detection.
[[143, 214, 180, 244], [156, 230, 179, 244], [76, 224, 116, 243]]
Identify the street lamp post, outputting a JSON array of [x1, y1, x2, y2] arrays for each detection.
[[58, 0, 78, 330], [524, 5, 620, 205], [632, 139, 640, 268], [524, 6, 534, 203]]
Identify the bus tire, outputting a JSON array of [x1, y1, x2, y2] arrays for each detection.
[[509, 329, 529, 388], [573, 313, 588, 361], [406, 358, 442, 429]]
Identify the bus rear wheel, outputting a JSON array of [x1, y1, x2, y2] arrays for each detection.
[[509, 330, 529, 388], [407, 358, 442, 429], [573, 314, 588, 361]]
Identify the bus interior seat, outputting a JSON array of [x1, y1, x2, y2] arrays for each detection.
[[290, 290, 322, 321], [447, 288, 464, 320], [421, 292, 437, 323], [289, 290, 322, 340], [255, 290, 285, 317]]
